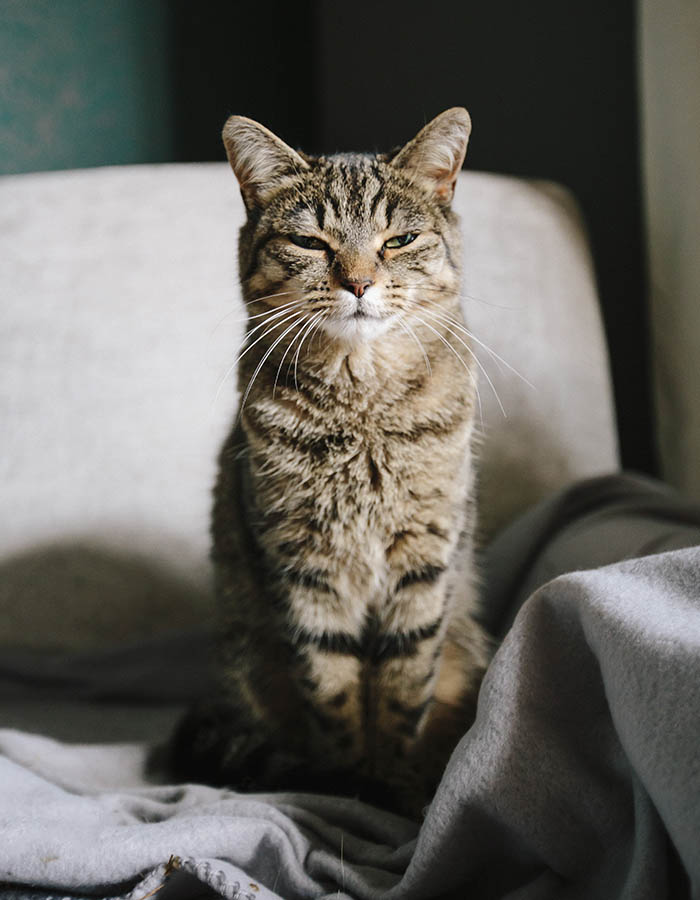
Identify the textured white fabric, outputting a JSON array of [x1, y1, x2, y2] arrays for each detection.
[[461, 176, 619, 534], [0, 164, 618, 646]]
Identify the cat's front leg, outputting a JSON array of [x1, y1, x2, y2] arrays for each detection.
[[369, 578, 486, 813]]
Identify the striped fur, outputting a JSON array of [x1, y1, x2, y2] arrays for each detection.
[[172, 109, 491, 815]]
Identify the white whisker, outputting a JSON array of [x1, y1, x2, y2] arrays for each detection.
[[416, 308, 506, 418], [415, 297, 504, 371], [210, 290, 302, 334], [404, 279, 519, 311], [239, 315, 306, 412], [408, 312, 484, 424], [458, 290, 519, 311], [243, 288, 301, 306], [418, 297, 535, 389], [212, 309, 305, 410], [397, 315, 432, 376], [245, 297, 308, 322], [240, 304, 307, 347], [272, 317, 309, 399], [308, 310, 329, 350], [292, 311, 325, 390]]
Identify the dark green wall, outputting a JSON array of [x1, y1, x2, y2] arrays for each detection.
[[0, 0, 174, 175]]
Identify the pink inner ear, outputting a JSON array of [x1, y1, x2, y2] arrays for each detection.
[[426, 170, 459, 204], [434, 174, 458, 204], [415, 150, 462, 204]]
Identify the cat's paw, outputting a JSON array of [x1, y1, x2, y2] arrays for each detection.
[[169, 699, 290, 790]]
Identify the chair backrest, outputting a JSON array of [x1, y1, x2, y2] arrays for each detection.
[[0, 164, 618, 647]]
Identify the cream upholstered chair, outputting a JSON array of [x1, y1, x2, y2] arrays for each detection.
[[0, 164, 618, 654]]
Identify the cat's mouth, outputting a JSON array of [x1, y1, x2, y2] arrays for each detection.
[[320, 288, 393, 341], [349, 296, 383, 320], [322, 311, 395, 343]]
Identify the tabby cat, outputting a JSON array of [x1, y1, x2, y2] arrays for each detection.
[[172, 108, 491, 815]]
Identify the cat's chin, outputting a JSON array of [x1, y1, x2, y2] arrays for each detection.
[[321, 314, 396, 345]]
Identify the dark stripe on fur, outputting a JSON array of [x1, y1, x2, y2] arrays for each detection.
[[372, 618, 442, 663], [368, 181, 384, 219], [295, 615, 442, 662], [247, 410, 356, 461], [295, 627, 362, 656], [426, 522, 450, 541], [327, 192, 341, 218], [440, 233, 458, 272], [367, 452, 382, 492], [243, 233, 276, 282], [283, 567, 334, 593], [382, 410, 466, 442], [396, 563, 446, 592]]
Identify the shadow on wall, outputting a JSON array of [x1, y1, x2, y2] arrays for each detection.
[[0, 542, 214, 651]]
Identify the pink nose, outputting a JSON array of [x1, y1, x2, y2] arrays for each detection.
[[341, 278, 373, 298]]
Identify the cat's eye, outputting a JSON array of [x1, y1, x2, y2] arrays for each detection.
[[288, 234, 329, 251], [383, 233, 418, 250]]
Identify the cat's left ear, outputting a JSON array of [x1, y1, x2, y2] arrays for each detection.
[[390, 108, 471, 206]]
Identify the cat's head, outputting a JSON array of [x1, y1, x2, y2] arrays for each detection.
[[223, 109, 470, 344]]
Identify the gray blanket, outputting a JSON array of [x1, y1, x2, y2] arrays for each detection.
[[1, 474, 699, 899]]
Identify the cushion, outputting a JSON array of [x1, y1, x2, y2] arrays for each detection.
[[0, 164, 618, 647]]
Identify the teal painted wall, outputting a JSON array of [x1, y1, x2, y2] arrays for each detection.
[[0, 0, 175, 174]]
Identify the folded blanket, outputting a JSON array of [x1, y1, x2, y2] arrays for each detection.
[[1, 475, 699, 900]]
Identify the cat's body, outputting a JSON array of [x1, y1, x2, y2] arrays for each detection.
[[173, 109, 491, 813]]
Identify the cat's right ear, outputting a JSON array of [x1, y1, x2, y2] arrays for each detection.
[[390, 108, 471, 206], [222, 116, 309, 211]]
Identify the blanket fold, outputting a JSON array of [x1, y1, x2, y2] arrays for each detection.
[[1, 475, 698, 900]]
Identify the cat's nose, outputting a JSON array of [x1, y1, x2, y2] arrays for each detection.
[[341, 278, 374, 298]]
